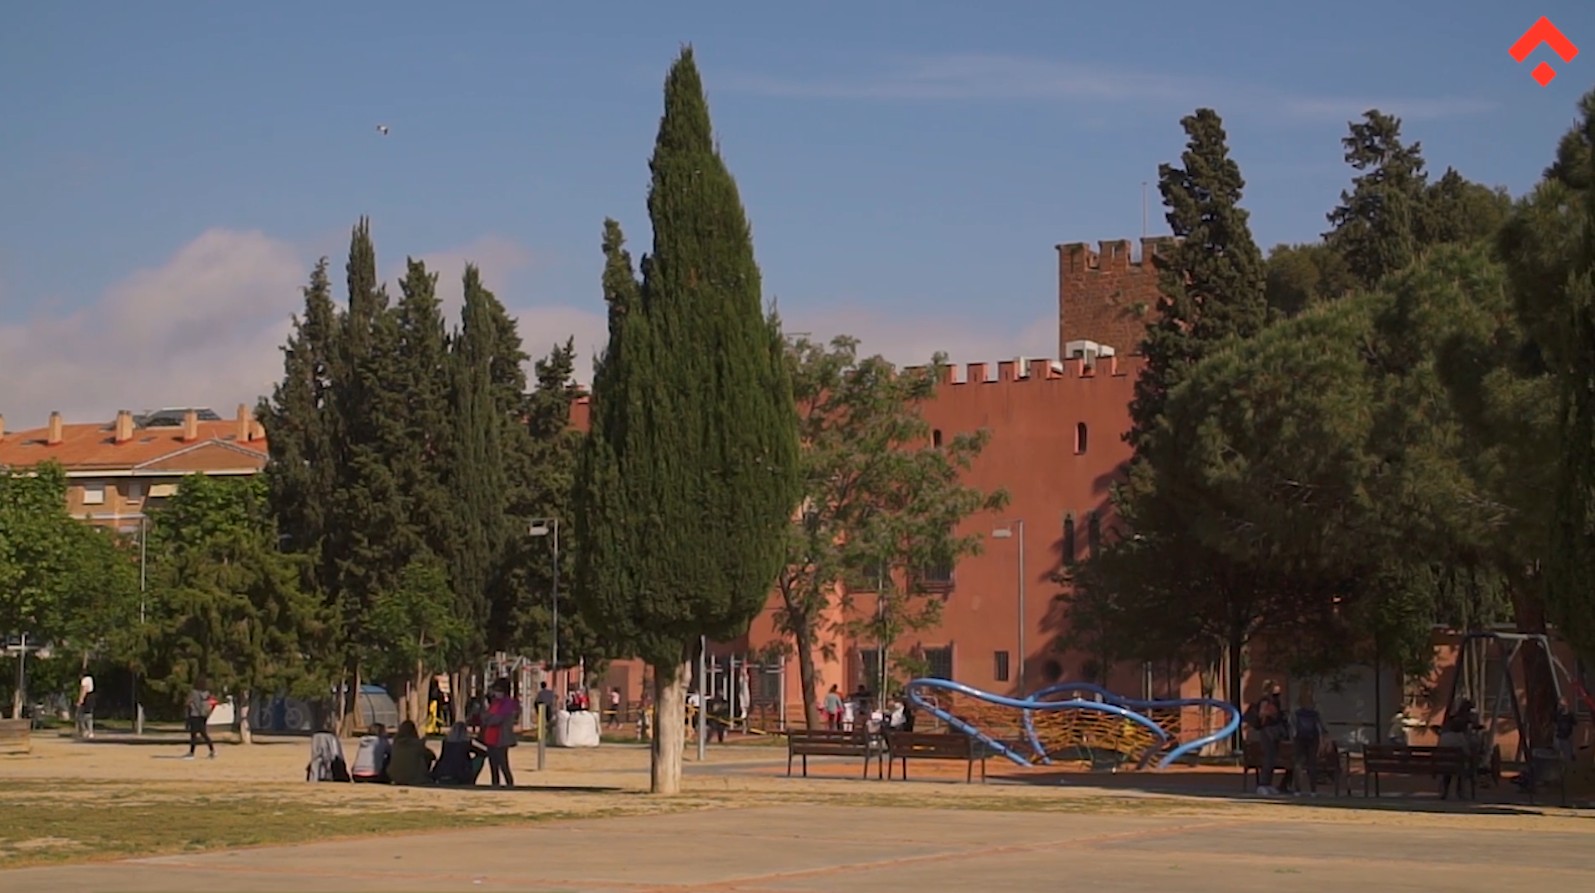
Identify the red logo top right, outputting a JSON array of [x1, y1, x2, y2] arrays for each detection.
[[1511, 17, 1580, 87]]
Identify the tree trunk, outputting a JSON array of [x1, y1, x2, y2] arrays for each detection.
[[238, 689, 253, 744], [412, 659, 429, 731], [1509, 569, 1559, 753], [649, 658, 690, 795], [343, 661, 363, 737], [793, 620, 821, 730], [1226, 631, 1245, 754]]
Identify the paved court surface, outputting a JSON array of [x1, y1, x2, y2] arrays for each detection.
[[5, 803, 1591, 893]]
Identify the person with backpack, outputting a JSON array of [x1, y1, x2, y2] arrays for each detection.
[[1292, 686, 1329, 796]]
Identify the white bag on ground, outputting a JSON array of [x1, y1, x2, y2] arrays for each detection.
[[552, 709, 601, 747]]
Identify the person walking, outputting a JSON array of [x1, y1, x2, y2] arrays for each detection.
[[823, 685, 844, 731], [184, 678, 217, 760], [480, 678, 520, 788], [76, 672, 96, 740]]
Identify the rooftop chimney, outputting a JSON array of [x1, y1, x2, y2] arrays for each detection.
[[0, 413, 6, 442], [235, 403, 250, 442], [47, 411, 64, 446], [114, 410, 135, 444], [181, 408, 199, 442]]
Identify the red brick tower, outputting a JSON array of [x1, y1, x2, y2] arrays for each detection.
[[1055, 237, 1174, 358]]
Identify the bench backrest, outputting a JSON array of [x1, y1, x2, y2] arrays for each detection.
[[887, 731, 973, 758], [788, 729, 868, 745], [1364, 744, 1467, 770]]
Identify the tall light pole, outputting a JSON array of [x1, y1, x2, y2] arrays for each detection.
[[528, 518, 560, 690], [991, 520, 1026, 696], [136, 514, 148, 734]]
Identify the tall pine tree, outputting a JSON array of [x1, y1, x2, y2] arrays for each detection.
[[572, 48, 801, 794], [1087, 107, 1270, 735], [1324, 110, 1428, 289]]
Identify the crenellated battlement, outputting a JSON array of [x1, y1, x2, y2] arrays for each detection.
[[904, 354, 1135, 386], [1057, 237, 1176, 274]]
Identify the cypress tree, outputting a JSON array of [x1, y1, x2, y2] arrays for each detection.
[[389, 258, 455, 567], [573, 49, 801, 794], [449, 264, 513, 645], [262, 258, 343, 598]]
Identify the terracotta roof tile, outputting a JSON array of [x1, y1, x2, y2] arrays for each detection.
[[0, 416, 269, 473]]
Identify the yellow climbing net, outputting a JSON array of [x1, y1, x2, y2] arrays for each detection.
[[923, 690, 1182, 765]]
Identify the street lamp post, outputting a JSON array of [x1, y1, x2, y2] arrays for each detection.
[[991, 520, 1026, 696], [528, 518, 560, 690]]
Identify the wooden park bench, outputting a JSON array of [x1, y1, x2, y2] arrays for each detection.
[[0, 717, 32, 754], [1362, 744, 1474, 799], [885, 731, 986, 783], [785, 728, 882, 779], [1241, 738, 1348, 796]]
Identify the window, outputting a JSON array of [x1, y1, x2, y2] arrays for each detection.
[[1087, 512, 1101, 557], [924, 646, 954, 681], [860, 648, 884, 692], [1063, 513, 1077, 566], [931, 429, 943, 448], [1075, 422, 1088, 454], [920, 562, 954, 585], [854, 560, 889, 591], [80, 483, 105, 506], [126, 481, 145, 502], [994, 651, 1011, 682], [148, 483, 179, 498], [753, 662, 782, 704]]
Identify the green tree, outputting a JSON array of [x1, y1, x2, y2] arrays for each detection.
[[0, 464, 140, 715], [1263, 242, 1355, 317], [1087, 107, 1269, 723], [1506, 89, 1595, 671], [572, 48, 802, 794], [448, 264, 514, 651], [369, 555, 470, 724], [1325, 110, 1428, 288], [138, 475, 329, 741], [773, 338, 1007, 727], [260, 257, 343, 626], [497, 340, 590, 667], [1418, 168, 1513, 247]]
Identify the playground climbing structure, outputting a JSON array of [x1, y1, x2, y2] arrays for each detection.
[[903, 678, 1241, 770]]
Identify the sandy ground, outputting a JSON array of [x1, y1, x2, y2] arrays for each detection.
[[3, 730, 1593, 893], [3, 728, 1590, 828]]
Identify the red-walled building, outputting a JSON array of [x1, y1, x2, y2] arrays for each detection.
[[588, 238, 1594, 753], [592, 237, 1180, 722]]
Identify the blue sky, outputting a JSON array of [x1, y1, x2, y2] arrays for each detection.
[[2, 1, 1592, 422]]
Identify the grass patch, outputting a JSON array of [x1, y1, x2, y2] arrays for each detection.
[[0, 779, 680, 869]]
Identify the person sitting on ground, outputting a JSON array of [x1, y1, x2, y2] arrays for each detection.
[[432, 721, 487, 786], [351, 722, 392, 784], [386, 720, 436, 786], [306, 718, 350, 783]]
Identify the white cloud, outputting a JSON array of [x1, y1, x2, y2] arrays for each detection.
[[0, 229, 302, 425], [0, 230, 1058, 428], [721, 53, 1496, 124], [0, 230, 603, 427]]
